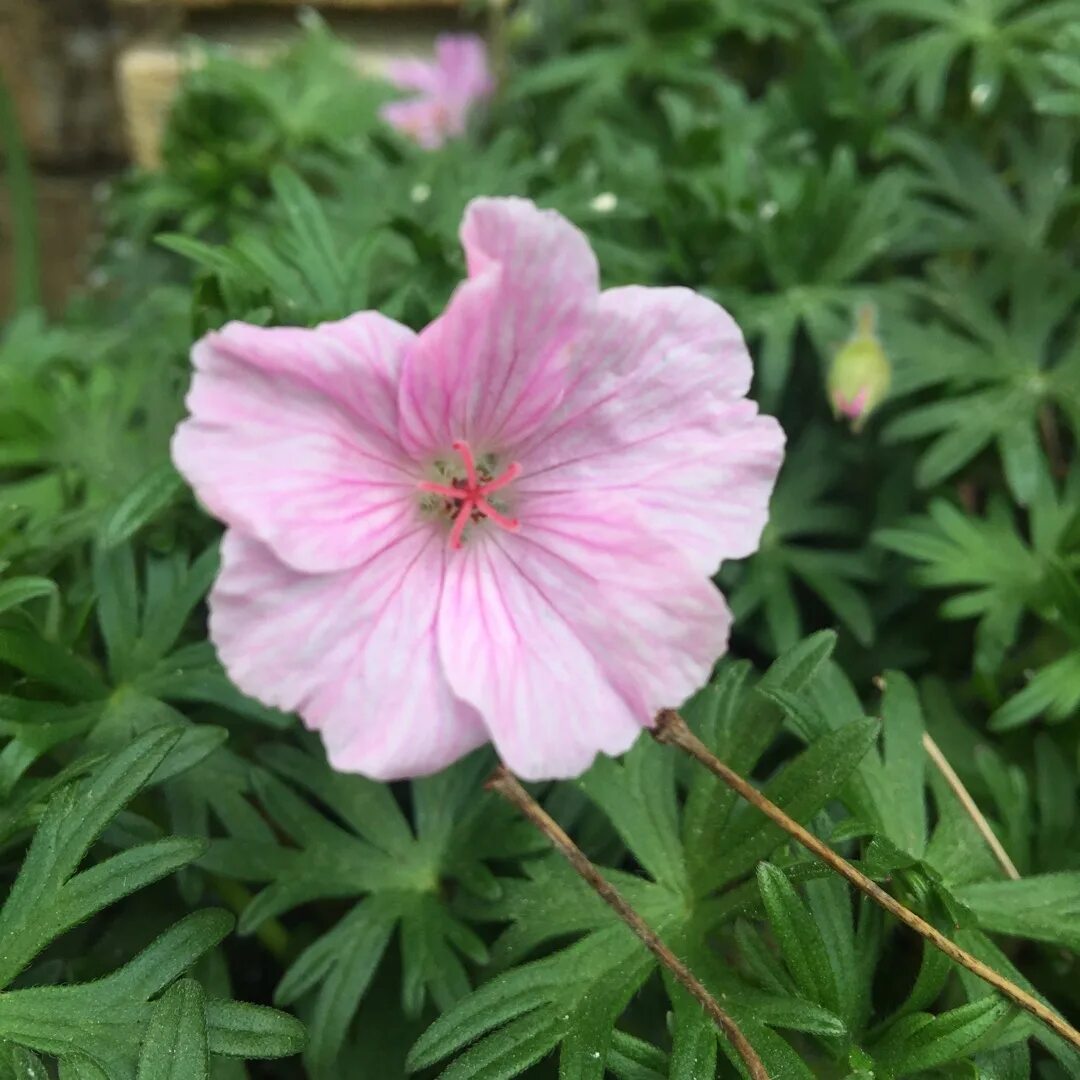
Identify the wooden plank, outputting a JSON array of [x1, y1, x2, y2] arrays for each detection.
[[0, 173, 102, 315], [0, 0, 126, 165]]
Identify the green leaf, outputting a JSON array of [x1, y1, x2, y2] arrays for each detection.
[[204, 999, 306, 1059], [0, 726, 183, 986], [0, 577, 58, 626], [282, 896, 397, 1075], [954, 873, 1080, 951], [407, 961, 564, 1073], [991, 652, 1080, 730], [0, 628, 108, 702], [756, 863, 840, 1015], [408, 928, 654, 1078], [606, 1032, 667, 1080], [872, 997, 1014, 1073], [436, 1010, 565, 1080], [136, 979, 209, 1080], [684, 634, 837, 892], [667, 980, 717, 1080], [48, 836, 206, 944], [578, 736, 684, 888], [879, 671, 928, 856], [706, 717, 880, 889], [4, 1046, 48, 1080], [99, 464, 184, 548]]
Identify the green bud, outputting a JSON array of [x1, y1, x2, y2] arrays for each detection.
[[826, 304, 891, 432], [507, 9, 538, 45]]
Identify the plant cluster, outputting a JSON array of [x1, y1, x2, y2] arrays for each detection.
[[1, 1, 1078, 1076]]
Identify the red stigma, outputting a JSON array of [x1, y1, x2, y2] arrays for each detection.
[[418, 440, 522, 548]]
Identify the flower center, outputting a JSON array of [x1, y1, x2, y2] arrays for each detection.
[[418, 440, 521, 549]]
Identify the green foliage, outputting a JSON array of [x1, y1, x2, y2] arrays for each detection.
[[853, 0, 1080, 116], [203, 744, 537, 1076], [2, 0, 1079, 1075], [0, 728, 302, 1076], [878, 468, 1080, 727]]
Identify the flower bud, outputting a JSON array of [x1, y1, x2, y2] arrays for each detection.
[[507, 9, 538, 45], [827, 304, 891, 432]]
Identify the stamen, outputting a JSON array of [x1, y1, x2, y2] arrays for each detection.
[[475, 498, 520, 532], [421, 439, 522, 548], [451, 440, 479, 488], [417, 479, 464, 499], [449, 506, 471, 549], [478, 461, 522, 495]]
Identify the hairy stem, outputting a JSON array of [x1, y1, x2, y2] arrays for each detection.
[[652, 710, 1080, 1051], [487, 765, 769, 1080], [922, 731, 1020, 880]]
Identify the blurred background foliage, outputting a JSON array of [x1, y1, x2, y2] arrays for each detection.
[[1, 0, 1079, 1076]]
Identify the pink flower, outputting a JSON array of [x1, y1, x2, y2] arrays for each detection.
[[172, 198, 784, 781], [379, 34, 494, 150]]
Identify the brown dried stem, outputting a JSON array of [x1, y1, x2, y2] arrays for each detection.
[[921, 731, 1021, 881], [486, 765, 769, 1080], [652, 710, 1080, 1052], [1039, 404, 1067, 479]]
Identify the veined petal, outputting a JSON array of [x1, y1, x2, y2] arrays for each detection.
[[437, 491, 729, 780], [512, 491, 733, 713], [211, 530, 485, 780], [437, 536, 642, 780], [173, 314, 420, 574], [397, 197, 599, 457], [516, 286, 785, 575]]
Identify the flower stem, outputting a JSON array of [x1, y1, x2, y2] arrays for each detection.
[[652, 710, 1080, 1052], [486, 765, 769, 1080], [211, 875, 291, 962], [921, 731, 1020, 881]]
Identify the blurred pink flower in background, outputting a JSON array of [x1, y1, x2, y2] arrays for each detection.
[[172, 198, 784, 781], [379, 34, 494, 149]]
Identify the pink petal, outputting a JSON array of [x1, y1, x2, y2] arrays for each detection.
[[515, 286, 785, 575], [380, 36, 491, 149], [172, 314, 420, 574], [382, 56, 441, 95], [435, 34, 495, 101], [437, 493, 729, 780], [516, 491, 733, 708], [397, 198, 599, 458], [437, 539, 639, 780], [211, 530, 485, 780], [379, 99, 453, 150]]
